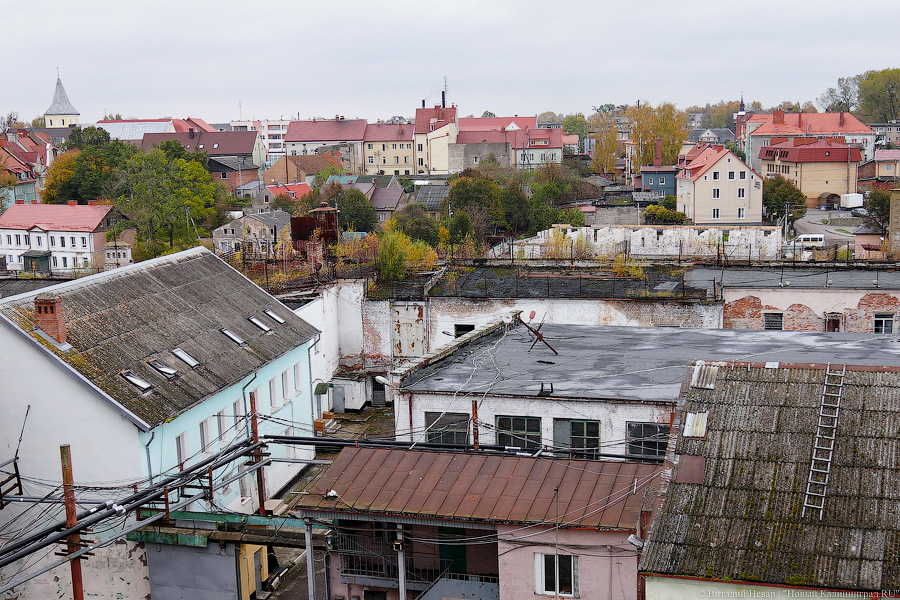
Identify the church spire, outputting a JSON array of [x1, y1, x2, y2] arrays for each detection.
[[45, 75, 79, 117]]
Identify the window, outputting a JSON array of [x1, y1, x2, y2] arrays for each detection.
[[269, 376, 280, 411], [367, 144, 373, 150], [37, 237, 42, 247], [293, 362, 303, 396], [392, 143, 397, 150], [264, 309, 285, 324], [417, 143, 423, 152], [248, 316, 272, 332], [221, 328, 245, 345], [394, 156, 399, 164], [404, 156, 409, 164], [554, 419, 600, 458], [712, 208, 720, 219], [175, 433, 188, 468], [764, 312, 783, 330], [14, 234, 20, 245], [199, 418, 212, 453], [473, 156, 479, 164], [738, 188, 746, 199], [496, 416, 541, 450], [50, 236, 55, 247], [62, 257, 67, 268], [659, 177, 665, 185], [221, 171, 228, 179], [425, 412, 469, 445], [728, 171, 735, 180], [233, 399, 244, 432], [648, 177, 653, 185], [418, 158, 424, 166], [52, 256, 58, 267], [739, 171, 747, 180], [367, 156, 374, 164], [60, 237, 65, 248], [535, 554, 577, 597], [121, 370, 152, 392], [147, 359, 177, 379], [282, 370, 290, 403], [70, 237, 75, 247], [626, 422, 670, 457], [875, 313, 894, 334], [712, 188, 720, 199], [217, 409, 229, 442], [4, 235, 10, 245], [738, 207, 746, 219], [454, 324, 475, 337], [713, 171, 720, 180], [172, 347, 199, 367]]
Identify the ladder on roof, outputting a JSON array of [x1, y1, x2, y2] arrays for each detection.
[[802, 363, 846, 520]]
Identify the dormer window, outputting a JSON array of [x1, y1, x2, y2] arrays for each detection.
[[221, 328, 246, 345], [148, 359, 178, 379], [248, 317, 272, 332], [172, 347, 199, 368], [121, 370, 152, 392], [264, 309, 285, 324]]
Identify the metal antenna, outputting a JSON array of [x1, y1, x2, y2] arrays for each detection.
[[517, 313, 558, 355]]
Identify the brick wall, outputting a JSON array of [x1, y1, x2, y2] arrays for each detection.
[[724, 292, 900, 333]]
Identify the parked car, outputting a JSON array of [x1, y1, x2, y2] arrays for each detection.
[[851, 207, 869, 218]]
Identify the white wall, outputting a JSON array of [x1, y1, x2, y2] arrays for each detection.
[[645, 575, 834, 599]]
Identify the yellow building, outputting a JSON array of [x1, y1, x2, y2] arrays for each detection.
[[44, 76, 80, 128], [363, 123, 415, 176], [758, 138, 861, 208]]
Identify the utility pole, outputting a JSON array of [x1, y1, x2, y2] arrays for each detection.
[[471, 400, 479, 451], [248, 392, 267, 516], [60, 445, 84, 600]]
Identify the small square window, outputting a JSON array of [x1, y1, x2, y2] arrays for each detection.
[[875, 314, 894, 334], [712, 171, 720, 180], [764, 313, 784, 330]]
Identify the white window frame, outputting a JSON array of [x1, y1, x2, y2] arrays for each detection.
[[712, 208, 720, 219], [199, 418, 212, 454], [738, 188, 746, 199], [712, 188, 720, 199], [534, 553, 578, 597], [282, 370, 291, 404], [217, 409, 229, 444], [269, 376, 281, 411], [293, 362, 303, 397], [738, 207, 746, 219], [175, 433, 189, 468]]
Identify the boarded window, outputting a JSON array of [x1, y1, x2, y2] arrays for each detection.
[[763, 313, 784, 330]]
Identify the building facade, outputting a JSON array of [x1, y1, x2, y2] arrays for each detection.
[[677, 145, 763, 225]]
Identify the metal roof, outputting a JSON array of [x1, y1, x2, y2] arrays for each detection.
[[414, 185, 450, 210], [402, 321, 900, 404], [641, 363, 900, 591], [296, 446, 660, 529], [0, 247, 318, 427], [93, 121, 174, 140], [44, 77, 79, 116]]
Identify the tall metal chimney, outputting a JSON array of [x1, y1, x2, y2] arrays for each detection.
[[442, 91, 446, 109]]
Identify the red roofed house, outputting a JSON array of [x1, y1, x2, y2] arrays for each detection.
[[296, 447, 660, 600], [677, 145, 763, 226], [363, 123, 415, 176], [249, 183, 313, 214], [284, 118, 368, 175], [140, 130, 266, 177], [449, 127, 565, 172], [0, 146, 39, 207], [857, 148, 900, 192], [0, 203, 119, 273], [413, 105, 458, 175], [746, 110, 875, 171], [758, 138, 862, 208]]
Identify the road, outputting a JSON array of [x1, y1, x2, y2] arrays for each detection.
[[792, 209, 860, 247]]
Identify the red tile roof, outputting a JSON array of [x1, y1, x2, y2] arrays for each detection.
[[140, 131, 259, 155], [267, 183, 312, 199], [750, 111, 873, 136], [363, 123, 414, 142], [296, 447, 660, 528], [678, 145, 734, 181], [759, 138, 862, 163], [458, 116, 538, 131], [285, 119, 367, 143], [414, 106, 457, 134], [0, 204, 113, 232], [875, 149, 900, 162], [455, 127, 564, 149]]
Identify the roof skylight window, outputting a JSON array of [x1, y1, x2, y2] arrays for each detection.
[[264, 309, 286, 324], [221, 328, 246, 345], [148, 359, 178, 379], [121, 370, 152, 392], [248, 317, 272, 333], [172, 348, 199, 368]]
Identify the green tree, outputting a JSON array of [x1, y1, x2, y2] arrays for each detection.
[[643, 204, 686, 224], [588, 112, 618, 173], [660, 195, 677, 210], [763, 175, 807, 222], [859, 68, 900, 122], [158, 138, 208, 168], [43, 150, 80, 203], [817, 75, 863, 112], [447, 212, 473, 244], [63, 126, 111, 151], [481, 110, 496, 118], [314, 165, 344, 188], [394, 203, 439, 245], [562, 114, 590, 150], [864, 189, 890, 236], [337, 188, 377, 232], [725, 141, 746, 162]]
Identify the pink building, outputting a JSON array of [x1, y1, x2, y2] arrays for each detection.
[[296, 446, 660, 600]]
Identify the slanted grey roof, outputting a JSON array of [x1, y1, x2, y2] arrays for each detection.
[[402, 322, 900, 403], [45, 77, 79, 116], [209, 156, 259, 171], [414, 184, 450, 210], [686, 128, 735, 143], [93, 121, 173, 140], [0, 248, 317, 428], [641, 363, 900, 591], [688, 267, 900, 290], [247, 210, 291, 229]]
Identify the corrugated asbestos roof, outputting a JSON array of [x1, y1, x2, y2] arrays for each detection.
[[414, 185, 449, 210], [641, 363, 900, 591], [296, 446, 660, 528], [0, 247, 318, 428]]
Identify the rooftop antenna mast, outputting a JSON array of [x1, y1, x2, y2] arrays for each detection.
[[517, 312, 558, 355]]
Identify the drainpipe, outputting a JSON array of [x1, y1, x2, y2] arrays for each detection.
[[144, 431, 155, 485], [397, 525, 407, 600], [305, 518, 316, 600]]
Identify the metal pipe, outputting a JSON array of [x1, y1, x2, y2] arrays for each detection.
[[304, 518, 316, 600], [144, 431, 155, 486], [397, 525, 406, 600]]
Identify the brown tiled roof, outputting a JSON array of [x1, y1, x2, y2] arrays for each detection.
[[285, 119, 367, 143], [759, 138, 862, 163], [296, 446, 660, 528], [363, 123, 414, 142], [140, 130, 259, 155], [750, 112, 873, 136], [0, 248, 318, 428], [641, 362, 900, 591], [414, 107, 457, 134]]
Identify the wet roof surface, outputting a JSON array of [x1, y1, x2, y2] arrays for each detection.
[[642, 364, 900, 590], [688, 267, 900, 290], [403, 322, 900, 403], [296, 446, 660, 528]]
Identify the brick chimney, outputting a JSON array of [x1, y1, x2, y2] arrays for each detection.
[[773, 110, 785, 125], [34, 294, 66, 344], [654, 138, 663, 167], [67, 201, 77, 206]]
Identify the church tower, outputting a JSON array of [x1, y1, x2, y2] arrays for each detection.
[[44, 75, 80, 128]]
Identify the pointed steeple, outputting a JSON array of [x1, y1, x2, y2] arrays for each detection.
[[45, 77, 79, 117], [739, 95, 745, 113]]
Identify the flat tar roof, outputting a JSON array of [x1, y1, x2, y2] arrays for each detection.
[[402, 323, 900, 403], [688, 267, 900, 290]]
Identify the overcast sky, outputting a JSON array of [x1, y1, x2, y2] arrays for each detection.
[[7, 0, 898, 125]]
